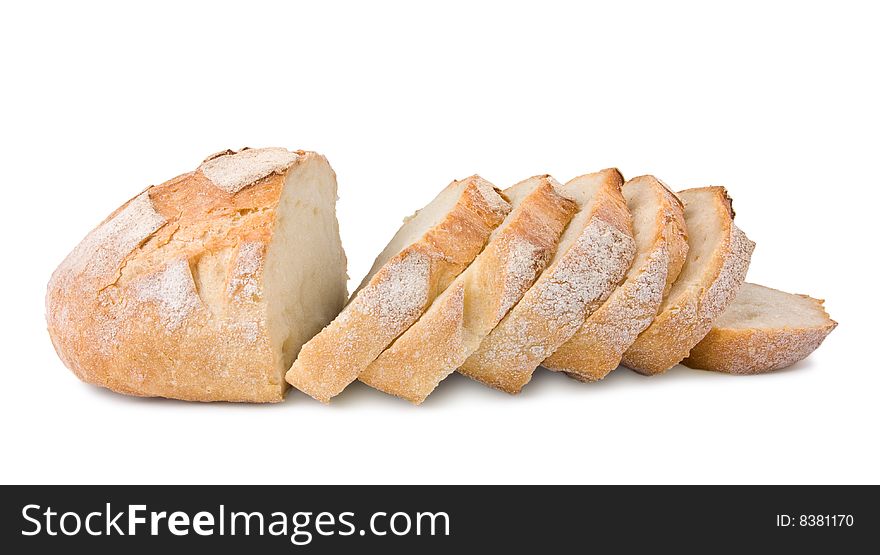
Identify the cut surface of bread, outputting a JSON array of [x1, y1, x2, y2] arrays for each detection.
[[45, 148, 348, 402], [285, 176, 510, 402], [458, 169, 636, 394], [543, 175, 688, 381], [683, 283, 836, 374], [359, 175, 578, 403], [622, 186, 755, 375]]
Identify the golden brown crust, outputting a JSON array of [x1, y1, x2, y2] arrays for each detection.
[[359, 177, 577, 403], [458, 169, 636, 394], [46, 148, 343, 402], [543, 176, 689, 381], [621, 186, 755, 375], [683, 287, 837, 374], [285, 176, 511, 403]]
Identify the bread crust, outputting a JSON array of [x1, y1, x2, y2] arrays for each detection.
[[359, 176, 578, 403], [285, 176, 510, 402], [46, 148, 347, 402], [543, 175, 688, 381], [621, 186, 755, 375], [458, 169, 636, 394], [683, 285, 837, 374]]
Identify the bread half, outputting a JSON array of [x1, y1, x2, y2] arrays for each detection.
[[285, 176, 510, 402], [622, 186, 755, 375], [543, 175, 688, 381], [46, 148, 348, 402], [359, 176, 578, 403], [683, 283, 836, 374], [458, 169, 636, 394]]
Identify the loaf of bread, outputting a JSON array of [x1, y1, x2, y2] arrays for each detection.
[[46, 148, 348, 402], [285, 175, 510, 402], [48, 150, 836, 404], [683, 283, 837, 374]]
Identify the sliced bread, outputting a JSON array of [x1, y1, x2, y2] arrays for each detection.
[[622, 186, 755, 375], [46, 148, 348, 402], [359, 176, 578, 403], [543, 175, 689, 381], [458, 169, 636, 394], [285, 175, 510, 402], [683, 283, 836, 374]]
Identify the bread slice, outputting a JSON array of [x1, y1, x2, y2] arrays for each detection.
[[359, 176, 578, 403], [621, 186, 755, 375], [45, 147, 348, 402], [543, 175, 688, 381], [458, 169, 636, 394], [682, 283, 836, 374], [285, 176, 510, 402]]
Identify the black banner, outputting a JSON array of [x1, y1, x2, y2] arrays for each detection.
[[1, 486, 875, 552]]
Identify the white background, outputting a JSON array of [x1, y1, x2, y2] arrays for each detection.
[[1, 1, 877, 484]]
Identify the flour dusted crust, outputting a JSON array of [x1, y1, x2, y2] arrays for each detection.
[[359, 176, 578, 403], [622, 187, 755, 375], [543, 175, 688, 381], [458, 169, 636, 394], [285, 176, 511, 402], [46, 148, 348, 402], [683, 284, 836, 374]]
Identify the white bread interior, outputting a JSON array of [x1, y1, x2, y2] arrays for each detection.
[[672, 194, 722, 292], [630, 181, 667, 270], [714, 283, 830, 328], [351, 181, 471, 298], [265, 161, 349, 373]]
